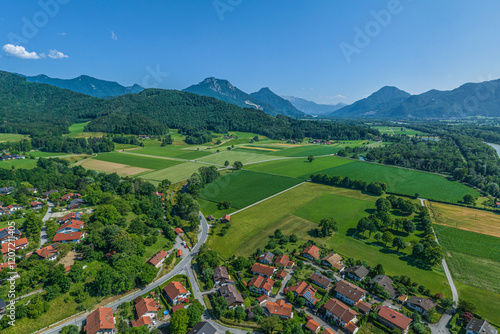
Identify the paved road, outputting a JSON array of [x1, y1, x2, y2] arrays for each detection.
[[40, 202, 53, 246]]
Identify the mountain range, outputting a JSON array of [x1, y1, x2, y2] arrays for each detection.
[[282, 96, 346, 115], [24, 74, 144, 98]]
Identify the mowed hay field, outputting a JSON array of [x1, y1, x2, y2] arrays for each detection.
[[0, 158, 37, 169], [197, 150, 282, 165], [430, 201, 500, 237], [140, 161, 214, 183], [77, 158, 152, 176], [207, 182, 452, 297], [130, 139, 213, 160], [200, 170, 303, 209], [94, 152, 183, 170]]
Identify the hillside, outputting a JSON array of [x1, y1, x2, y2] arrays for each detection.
[[282, 96, 346, 115], [250, 88, 305, 118], [25, 74, 144, 98]]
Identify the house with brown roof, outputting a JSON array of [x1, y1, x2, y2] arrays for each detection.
[[354, 300, 372, 314], [370, 275, 397, 298], [35, 244, 59, 261], [171, 304, 185, 313], [31, 201, 43, 210], [265, 299, 293, 319], [57, 212, 82, 224], [148, 250, 168, 268], [322, 253, 345, 272], [248, 275, 275, 296], [345, 322, 359, 334], [322, 298, 358, 329], [56, 220, 85, 234], [212, 266, 235, 286], [84, 307, 115, 334], [258, 251, 274, 265], [0, 226, 22, 244], [302, 244, 320, 261], [406, 296, 436, 314], [1, 237, 28, 255], [377, 305, 411, 334], [276, 270, 287, 280], [134, 297, 158, 320], [163, 281, 190, 305], [188, 322, 219, 334], [321, 329, 336, 334], [344, 265, 369, 281], [219, 284, 244, 308], [251, 263, 276, 278], [274, 254, 289, 268], [60, 193, 81, 202], [305, 318, 321, 333], [131, 316, 152, 328], [52, 231, 84, 244], [174, 227, 184, 235], [221, 214, 231, 223], [465, 319, 498, 334], [257, 295, 267, 305], [310, 272, 333, 289], [0, 261, 16, 271], [285, 281, 319, 306], [207, 215, 215, 221], [334, 280, 367, 305]]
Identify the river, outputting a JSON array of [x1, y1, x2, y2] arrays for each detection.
[[486, 142, 500, 158]]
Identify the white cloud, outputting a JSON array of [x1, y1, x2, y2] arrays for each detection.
[[2, 44, 41, 59], [58, 32, 67, 36], [334, 94, 347, 99], [111, 31, 118, 40], [48, 49, 68, 59]]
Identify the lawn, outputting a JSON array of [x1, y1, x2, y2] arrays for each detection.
[[207, 182, 452, 297], [197, 150, 281, 165], [0, 133, 29, 142], [199, 170, 303, 209], [94, 152, 183, 170], [430, 201, 500, 238], [0, 158, 37, 169], [434, 225, 500, 294], [244, 156, 354, 178], [140, 161, 214, 183]]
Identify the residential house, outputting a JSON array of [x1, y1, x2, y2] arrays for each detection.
[[35, 244, 59, 261], [274, 254, 294, 269], [321, 329, 335, 334], [322, 298, 358, 330], [0, 261, 16, 271], [276, 270, 287, 280], [248, 275, 275, 296], [334, 280, 367, 305], [171, 304, 185, 313], [134, 297, 158, 320], [207, 215, 215, 221], [265, 299, 293, 319], [27, 188, 38, 194], [221, 214, 231, 223], [1, 238, 28, 255], [67, 198, 85, 210], [0, 187, 15, 195], [465, 319, 497, 334], [57, 212, 82, 224], [163, 281, 190, 305], [344, 265, 369, 281], [213, 266, 235, 286], [377, 305, 411, 334], [174, 227, 184, 235], [257, 295, 268, 305], [346, 322, 359, 334], [42, 190, 58, 199], [188, 321, 219, 334], [148, 250, 169, 268], [0, 227, 22, 244], [84, 307, 115, 334], [60, 193, 81, 202], [131, 316, 152, 328], [5, 204, 23, 212], [57, 220, 85, 234], [219, 284, 244, 309], [302, 244, 320, 261], [305, 319, 321, 334], [285, 281, 319, 306], [406, 296, 436, 315], [371, 275, 397, 298], [310, 272, 333, 289], [53, 231, 84, 243], [322, 253, 345, 272], [258, 251, 274, 265], [354, 300, 372, 314], [251, 263, 276, 278], [30, 201, 43, 210]]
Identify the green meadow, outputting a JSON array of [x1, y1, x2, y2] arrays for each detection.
[[94, 152, 183, 170]]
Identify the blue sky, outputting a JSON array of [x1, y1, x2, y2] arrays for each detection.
[[1, 0, 500, 104]]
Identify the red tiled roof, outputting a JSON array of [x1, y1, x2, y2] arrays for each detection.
[[221, 214, 231, 221], [176, 249, 182, 257], [1, 237, 28, 255], [305, 319, 320, 332], [148, 250, 168, 266], [274, 254, 289, 266], [265, 299, 293, 318], [310, 272, 333, 288], [334, 280, 367, 302], [251, 263, 276, 276], [30, 201, 42, 206], [248, 275, 274, 292], [345, 322, 358, 334], [285, 281, 319, 305], [174, 228, 184, 235], [322, 298, 358, 324], [35, 244, 58, 259], [377, 305, 411, 331], [84, 307, 115, 334], [0, 261, 16, 270], [65, 266, 71, 273], [57, 220, 84, 232], [135, 298, 158, 318], [354, 300, 372, 313], [131, 315, 152, 327], [163, 281, 188, 301], [257, 295, 267, 304], [276, 270, 287, 280], [302, 244, 320, 259], [171, 304, 185, 313], [53, 231, 83, 242], [322, 329, 336, 334]]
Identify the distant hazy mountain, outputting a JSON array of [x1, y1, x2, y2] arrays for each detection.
[[250, 88, 305, 118], [183, 77, 304, 118], [25, 74, 144, 98], [330, 86, 411, 117], [282, 96, 346, 115]]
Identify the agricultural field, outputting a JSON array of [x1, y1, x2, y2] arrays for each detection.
[[140, 161, 214, 183], [244, 156, 353, 177], [199, 170, 303, 209], [76, 157, 152, 176], [372, 126, 427, 136], [207, 182, 451, 297], [455, 281, 500, 327], [197, 198, 236, 218], [65, 122, 106, 138], [129, 139, 212, 160], [93, 152, 183, 170], [197, 150, 282, 165], [430, 201, 500, 238], [27, 151, 67, 158], [0, 133, 29, 142], [0, 158, 37, 169], [270, 140, 368, 157]]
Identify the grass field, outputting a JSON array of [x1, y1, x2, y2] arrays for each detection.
[[140, 161, 214, 183], [0, 133, 29, 142], [430, 202, 500, 237], [270, 141, 367, 157], [207, 182, 452, 297], [372, 126, 427, 136], [455, 281, 500, 327], [197, 150, 282, 165], [199, 170, 303, 209], [434, 225, 500, 294], [77, 158, 152, 176], [94, 152, 183, 170], [245, 156, 353, 177], [130, 139, 212, 160], [65, 122, 106, 138], [114, 143, 140, 150], [27, 151, 67, 158], [0, 158, 37, 169], [197, 198, 236, 217]]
